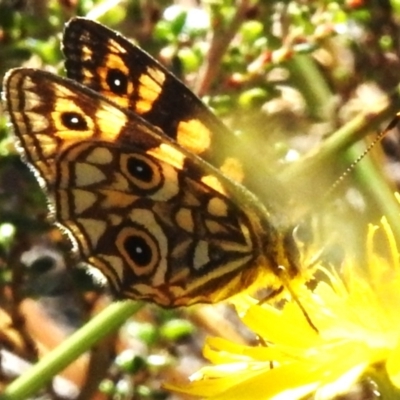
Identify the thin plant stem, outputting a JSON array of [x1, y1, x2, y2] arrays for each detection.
[[0, 300, 143, 400]]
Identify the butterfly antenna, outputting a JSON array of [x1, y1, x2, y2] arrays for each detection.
[[328, 112, 400, 196]]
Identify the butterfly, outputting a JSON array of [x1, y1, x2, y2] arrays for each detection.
[[3, 18, 305, 307]]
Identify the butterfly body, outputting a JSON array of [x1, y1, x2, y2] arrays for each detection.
[[3, 19, 301, 306]]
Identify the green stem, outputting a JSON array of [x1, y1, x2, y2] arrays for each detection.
[[1, 300, 143, 400], [286, 53, 333, 120], [281, 52, 400, 231], [279, 98, 400, 186], [345, 142, 400, 241]]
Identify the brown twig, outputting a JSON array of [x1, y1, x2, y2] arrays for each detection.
[[194, 0, 253, 96]]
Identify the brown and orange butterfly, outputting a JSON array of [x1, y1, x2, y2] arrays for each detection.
[[3, 18, 304, 307]]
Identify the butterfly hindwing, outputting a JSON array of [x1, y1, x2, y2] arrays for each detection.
[[4, 68, 291, 306]]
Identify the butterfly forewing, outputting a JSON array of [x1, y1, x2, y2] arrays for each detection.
[[4, 68, 295, 306], [62, 18, 290, 208], [63, 18, 228, 151]]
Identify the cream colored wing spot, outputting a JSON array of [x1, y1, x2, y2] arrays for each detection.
[[77, 218, 107, 249], [169, 267, 190, 285], [108, 214, 123, 226], [193, 240, 210, 270], [25, 112, 50, 132], [239, 223, 253, 248], [21, 133, 55, 169], [218, 239, 251, 253], [150, 162, 179, 201], [170, 238, 192, 260], [20, 75, 35, 90], [169, 268, 190, 297], [177, 119, 211, 155], [205, 220, 229, 235], [36, 134, 58, 158], [90, 254, 124, 290], [181, 189, 201, 207], [100, 191, 138, 210], [127, 283, 170, 305], [23, 90, 42, 111], [223, 254, 254, 274], [53, 84, 80, 100], [86, 147, 113, 164], [175, 208, 194, 233], [75, 163, 106, 187], [61, 141, 92, 162], [100, 255, 124, 279], [216, 223, 254, 253], [73, 189, 97, 214], [207, 197, 229, 217], [183, 253, 254, 299], [110, 172, 130, 191]]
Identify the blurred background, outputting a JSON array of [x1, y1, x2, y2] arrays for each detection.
[[1, 0, 400, 398]]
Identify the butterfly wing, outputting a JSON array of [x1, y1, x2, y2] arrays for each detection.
[[62, 18, 289, 208], [4, 68, 294, 306], [63, 18, 228, 156]]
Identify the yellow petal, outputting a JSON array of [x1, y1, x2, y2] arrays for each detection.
[[242, 302, 319, 348], [387, 339, 400, 387]]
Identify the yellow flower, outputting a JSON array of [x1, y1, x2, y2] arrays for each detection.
[[166, 217, 400, 399]]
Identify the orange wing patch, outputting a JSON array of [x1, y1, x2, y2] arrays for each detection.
[[201, 175, 226, 195], [220, 157, 244, 184], [136, 67, 166, 113], [177, 119, 211, 155], [147, 143, 185, 170]]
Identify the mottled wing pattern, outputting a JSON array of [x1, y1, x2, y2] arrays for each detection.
[[63, 18, 229, 157], [4, 68, 288, 306], [62, 18, 286, 204]]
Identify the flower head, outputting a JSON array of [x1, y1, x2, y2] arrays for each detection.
[[166, 217, 400, 399]]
